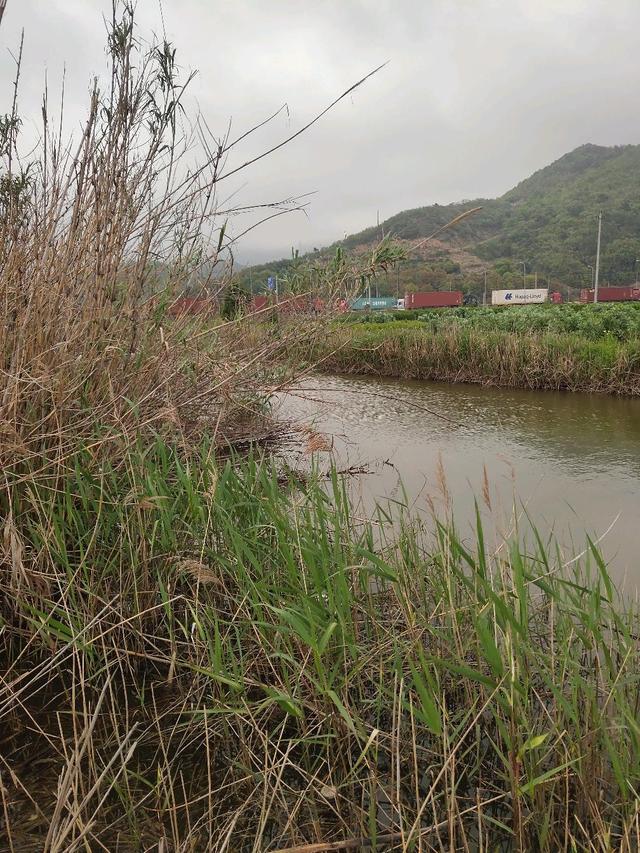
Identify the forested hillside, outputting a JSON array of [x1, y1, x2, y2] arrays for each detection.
[[240, 143, 640, 299]]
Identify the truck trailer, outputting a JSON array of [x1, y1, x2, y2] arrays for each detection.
[[579, 286, 640, 303], [404, 291, 463, 309], [349, 296, 398, 311], [491, 288, 548, 306]]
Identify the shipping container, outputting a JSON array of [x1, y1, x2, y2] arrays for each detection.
[[579, 286, 640, 303], [249, 295, 270, 312], [404, 291, 463, 309], [277, 295, 314, 314], [349, 296, 398, 311], [168, 297, 218, 317], [550, 291, 563, 304], [491, 288, 548, 306]]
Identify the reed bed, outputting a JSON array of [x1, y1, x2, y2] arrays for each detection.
[[0, 6, 253, 457], [2, 446, 640, 851], [308, 323, 640, 395]]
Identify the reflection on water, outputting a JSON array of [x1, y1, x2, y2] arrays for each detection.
[[276, 375, 640, 586]]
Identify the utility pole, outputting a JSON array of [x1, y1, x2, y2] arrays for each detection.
[[521, 261, 526, 289], [534, 271, 538, 287], [635, 258, 639, 286], [483, 270, 487, 306], [594, 211, 602, 303]]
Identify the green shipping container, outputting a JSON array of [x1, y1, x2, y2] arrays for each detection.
[[349, 296, 397, 311]]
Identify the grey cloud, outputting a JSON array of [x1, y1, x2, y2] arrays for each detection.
[[1, 0, 639, 263]]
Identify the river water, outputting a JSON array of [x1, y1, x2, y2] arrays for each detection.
[[277, 375, 640, 586]]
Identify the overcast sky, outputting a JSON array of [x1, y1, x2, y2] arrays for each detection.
[[2, 0, 640, 263]]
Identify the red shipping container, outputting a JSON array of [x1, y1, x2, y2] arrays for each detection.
[[168, 297, 218, 317], [580, 286, 640, 303], [404, 291, 463, 309], [249, 295, 270, 312], [278, 295, 312, 314], [550, 291, 563, 304]]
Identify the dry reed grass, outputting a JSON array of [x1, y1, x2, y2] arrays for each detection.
[[0, 1, 383, 473], [0, 10, 271, 465], [308, 323, 640, 395]]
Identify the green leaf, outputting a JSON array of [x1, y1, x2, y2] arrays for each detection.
[[265, 688, 304, 719], [354, 546, 398, 582], [326, 689, 356, 734], [517, 733, 548, 760], [409, 661, 442, 736], [476, 615, 504, 677], [434, 658, 496, 689], [518, 758, 577, 796], [318, 621, 338, 654]]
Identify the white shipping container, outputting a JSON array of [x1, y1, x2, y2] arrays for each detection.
[[491, 288, 548, 306]]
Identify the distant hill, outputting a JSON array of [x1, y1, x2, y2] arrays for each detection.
[[240, 144, 640, 298]]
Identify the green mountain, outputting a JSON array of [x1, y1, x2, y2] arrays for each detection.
[[241, 143, 640, 298]]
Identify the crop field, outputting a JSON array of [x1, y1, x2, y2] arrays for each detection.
[[338, 302, 640, 341]]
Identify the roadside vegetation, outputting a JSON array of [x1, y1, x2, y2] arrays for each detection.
[[2, 5, 640, 852]]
